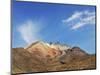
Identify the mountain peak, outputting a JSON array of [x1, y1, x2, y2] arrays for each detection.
[[25, 41, 71, 51], [24, 41, 72, 59], [24, 41, 45, 49]]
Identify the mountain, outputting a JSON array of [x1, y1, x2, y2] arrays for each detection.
[[24, 41, 71, 59], [12, 41, 96, 74]]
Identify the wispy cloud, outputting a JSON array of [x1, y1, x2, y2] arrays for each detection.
[[62, 10, 95, 30], [62, 11, 82, 23], [18, 20, 41, 44]]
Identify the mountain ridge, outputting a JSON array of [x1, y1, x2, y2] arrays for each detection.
[[12, 41, 96, 74]]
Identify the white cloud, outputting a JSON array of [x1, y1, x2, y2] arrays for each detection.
[[62, 11, 82, 23], [62, 10, 95, 30], [71, 22, 85, 30], [18, 20, 41, 44]]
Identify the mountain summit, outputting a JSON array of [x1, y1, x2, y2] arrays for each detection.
[[25, 41, 71, 50], [24, 41, 71, 59], [12, 41, 96, 74]]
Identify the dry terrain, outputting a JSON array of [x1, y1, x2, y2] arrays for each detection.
[[12, 41, 96, 74]]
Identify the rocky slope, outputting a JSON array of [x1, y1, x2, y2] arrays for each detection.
[[12, 41, 96, 74]]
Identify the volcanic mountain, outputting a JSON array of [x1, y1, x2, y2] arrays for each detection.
[[24, 41, 71, 59], [12, 41, 96, 74]]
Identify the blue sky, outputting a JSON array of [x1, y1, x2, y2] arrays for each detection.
[[12, 1, 96, 54]]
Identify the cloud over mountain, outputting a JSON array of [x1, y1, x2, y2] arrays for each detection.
[[18, 20, 41, 44]]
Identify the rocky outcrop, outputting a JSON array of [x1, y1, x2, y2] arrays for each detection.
[[59, 47, 89, 64]]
